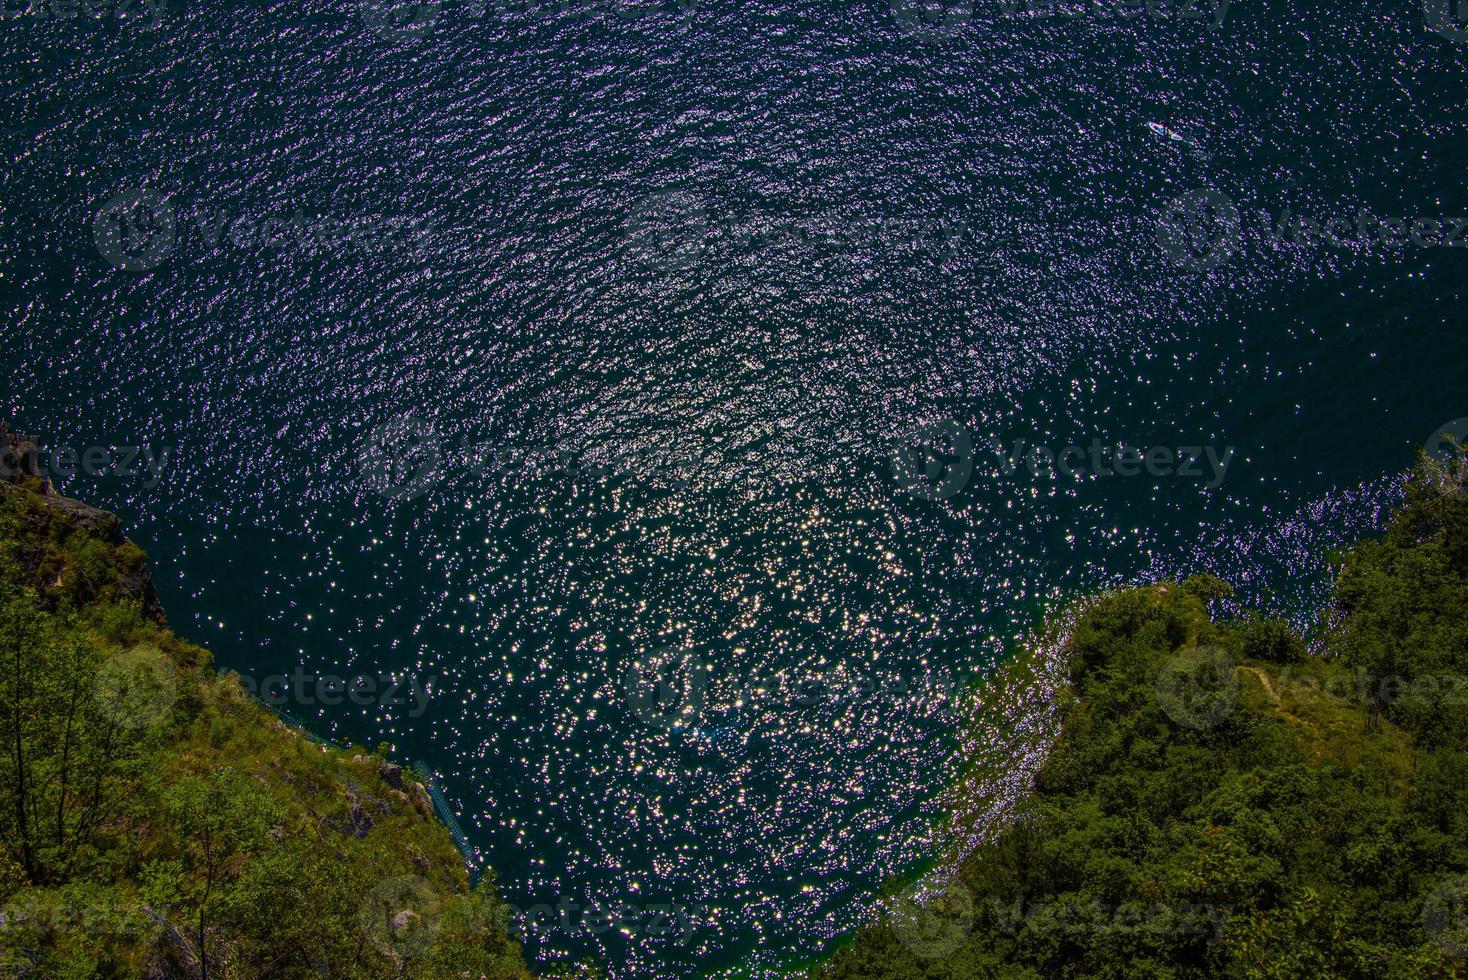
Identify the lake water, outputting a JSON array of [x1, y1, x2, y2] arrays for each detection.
[[3, 0, 1467, 974]]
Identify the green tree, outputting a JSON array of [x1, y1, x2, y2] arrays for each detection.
[[158, 769, 281, 979]]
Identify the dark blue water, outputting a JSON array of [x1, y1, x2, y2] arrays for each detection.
[[4, 0, 1468, 974]]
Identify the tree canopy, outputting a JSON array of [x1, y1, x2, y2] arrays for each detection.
[[822, 461, 1468, 979], [0, 474, 528, 978]]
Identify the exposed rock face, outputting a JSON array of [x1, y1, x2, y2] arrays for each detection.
[[378, 761, 406, 790], [411, 781, 435, 819], [343, 790, 375, 839], [0, 419, 165, 623], [0, 421, 40, 481], [36, 491, 126, 540]]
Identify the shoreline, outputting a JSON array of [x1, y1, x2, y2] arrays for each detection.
[[0, 418, 530, 978]]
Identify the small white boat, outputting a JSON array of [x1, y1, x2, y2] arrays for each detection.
[[1147, 121, 1185, 143], [1146, 122, 1212, 163]]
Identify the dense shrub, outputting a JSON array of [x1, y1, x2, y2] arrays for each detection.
[[822, 462, 1468, 979], [0, 481, 529, 979]]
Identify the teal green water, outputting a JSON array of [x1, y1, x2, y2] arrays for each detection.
[[3, 1, 1468, 974]]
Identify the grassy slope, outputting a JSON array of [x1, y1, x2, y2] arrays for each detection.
[[0, 459, 530, 978]]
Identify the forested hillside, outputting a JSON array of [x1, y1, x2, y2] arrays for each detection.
[[823, 458, 1468, 979], [0, 426, 529, 978]]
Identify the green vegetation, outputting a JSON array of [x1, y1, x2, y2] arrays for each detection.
[[822, 459, 1468, 979], [0, 464, 528, 977], [7, 413, 1467, 980]]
